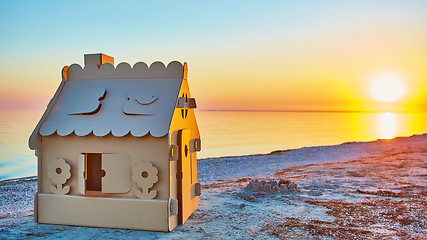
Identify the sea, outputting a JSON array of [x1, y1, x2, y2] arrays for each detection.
[[1, 109, 426, 181]]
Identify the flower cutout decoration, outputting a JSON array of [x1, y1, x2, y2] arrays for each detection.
[[47, 158, 71, 194], [132, 161, 159, 199]]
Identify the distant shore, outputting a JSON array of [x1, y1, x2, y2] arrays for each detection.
[[1, 134, 426, 239]]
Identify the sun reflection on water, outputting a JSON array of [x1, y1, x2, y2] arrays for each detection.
[[378, 112, 397, 139]]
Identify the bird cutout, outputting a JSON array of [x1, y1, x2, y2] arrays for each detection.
[[123, 90, 159, 116], [135, 95, 158, 105], [66, 88, 106, 115]]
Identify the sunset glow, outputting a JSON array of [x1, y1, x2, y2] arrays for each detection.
[[370, 74, 405, 102], [0, 1, 426, 112]]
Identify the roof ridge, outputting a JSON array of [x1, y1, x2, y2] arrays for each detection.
[[68, 61, 186, 81]]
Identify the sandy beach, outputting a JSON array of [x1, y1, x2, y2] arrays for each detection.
[[1, 134, 426, 239]]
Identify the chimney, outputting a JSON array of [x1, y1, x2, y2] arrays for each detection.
[[84, 53, 114, 68]]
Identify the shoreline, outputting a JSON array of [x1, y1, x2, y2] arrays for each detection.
[[198, 133, 427, 184], [200, 132, 427, 160]]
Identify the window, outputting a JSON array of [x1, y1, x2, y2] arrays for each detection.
[[78, 153, 132, 194]]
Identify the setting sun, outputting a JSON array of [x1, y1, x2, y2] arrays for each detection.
[[370, 74, 405, 102]]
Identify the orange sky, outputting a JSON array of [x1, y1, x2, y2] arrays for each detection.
[[0, 1, 426, 112]]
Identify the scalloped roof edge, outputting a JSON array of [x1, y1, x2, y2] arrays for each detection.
[[39, 129, 169, 138], [67, 61, 187, 80]]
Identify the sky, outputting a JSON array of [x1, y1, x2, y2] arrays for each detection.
[[0, 0, 426, 112]]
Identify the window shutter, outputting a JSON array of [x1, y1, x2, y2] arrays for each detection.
[[101, 153, 132, 193], [78, 154, 86, 195]]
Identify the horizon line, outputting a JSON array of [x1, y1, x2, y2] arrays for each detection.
[[197, 109, 427, 114], [0, 106, 426, 114]]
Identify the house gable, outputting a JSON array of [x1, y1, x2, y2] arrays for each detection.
[[169, 63, 200, 139]]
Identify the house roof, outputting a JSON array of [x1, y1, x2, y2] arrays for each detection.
[[29, 61, 185, 150]]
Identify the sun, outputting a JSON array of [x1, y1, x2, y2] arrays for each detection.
[[370, 74, 404, 102]]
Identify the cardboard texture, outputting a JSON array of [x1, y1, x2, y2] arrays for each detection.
[[102, 153, 132, 193], [29, 53, 201, 232]]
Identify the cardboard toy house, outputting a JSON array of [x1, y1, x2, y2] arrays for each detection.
[[29, 53, 202, 232]]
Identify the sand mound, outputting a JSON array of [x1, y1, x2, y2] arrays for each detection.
[[246, 179, 300, 194]]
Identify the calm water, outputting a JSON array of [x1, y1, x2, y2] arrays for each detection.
[[1, 109, 426, 180]]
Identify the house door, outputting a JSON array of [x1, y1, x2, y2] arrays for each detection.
[[177, 129, 192, 224]]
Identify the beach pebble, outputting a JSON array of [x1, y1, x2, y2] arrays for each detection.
[[263, 183, 272, 191], [242, 195, 257, 202], [271, 179, 278, 186], [288, 183, 297, 192], [280, 185, 289, 194], [308, 190, 323, 196]]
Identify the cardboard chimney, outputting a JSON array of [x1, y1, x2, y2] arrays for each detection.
[[29, 53, 201, 232]]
